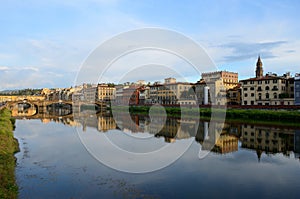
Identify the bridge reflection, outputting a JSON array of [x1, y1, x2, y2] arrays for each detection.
[[12, 110, 300, 160], [7, 99, 107, 117]]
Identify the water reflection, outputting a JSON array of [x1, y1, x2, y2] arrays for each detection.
[[13, 109, 300, 161]]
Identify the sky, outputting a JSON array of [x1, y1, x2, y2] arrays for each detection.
[[0, 0, 300, 90]]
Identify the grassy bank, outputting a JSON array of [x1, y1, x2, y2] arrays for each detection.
[[111, 105, 300, 122], [0, 108, 19, 199]]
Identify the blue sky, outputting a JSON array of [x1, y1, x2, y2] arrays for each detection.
[[0, 0, 300, 90]]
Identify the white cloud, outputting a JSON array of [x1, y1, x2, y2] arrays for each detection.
[[0, 66, 9, 71]]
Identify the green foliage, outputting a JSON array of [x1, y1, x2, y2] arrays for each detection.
[[111, 105, 300, 122], [0, 108, 19, 199]]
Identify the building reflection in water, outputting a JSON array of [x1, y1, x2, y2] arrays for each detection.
[[241, 124, 299, 160], [13, 109, 300, 160]]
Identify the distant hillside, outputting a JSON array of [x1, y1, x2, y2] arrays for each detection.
[[0, 88, 42, 96]]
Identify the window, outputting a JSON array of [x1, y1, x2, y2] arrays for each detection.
[[273, 79, 277, 83], [244, 93, 248, 97], [250, 87, 254, 90], [243, 88, 248, 91], [250, 81, 254, 84], [274, 93, 277, 99], [265, 86, 269, 90], [244, 101, 248, 105], [251, 101, 254, 105], [291, 87, 294, 91], [251, 93, 254, 97], [258, 93, 262, 100], [265, 80, 270, 84], [266, 93, 269, 99], [266, 132, 269, 137], [257, 86, 262, 91], [258, 80, 262, 84]]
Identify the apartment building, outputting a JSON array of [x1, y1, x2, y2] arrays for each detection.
[[149, 78, 195, 105], [97, 84, 115, 101], [226, 85, 242, 105], [82, 84, 97, 102], [201, 71, 238, 105], [240, 57, 294, 105]]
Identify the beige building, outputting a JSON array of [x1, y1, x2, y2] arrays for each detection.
[[226, 85, 242, 105], [240, 57, 294, 105], [202, 71, 239, 89], [194, 79, 208, 105], [149, 78, 195, 105], [97, 84, 116, 101], [82, 84, 97, 102], [162, 78, 195, 105], [200, 71, 239, 105]]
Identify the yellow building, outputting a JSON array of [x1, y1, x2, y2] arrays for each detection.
[[201, 71, 239, 105], [97, 84, 116, 101]]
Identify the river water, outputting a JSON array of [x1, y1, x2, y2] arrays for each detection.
[[13, 111, 300, 199]]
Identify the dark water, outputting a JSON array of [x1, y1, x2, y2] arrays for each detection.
[[14, 112, 300, 199]]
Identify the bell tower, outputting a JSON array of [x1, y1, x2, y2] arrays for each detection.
[[255, 55, 263, 78]]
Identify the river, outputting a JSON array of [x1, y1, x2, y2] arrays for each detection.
[[13, 110, 300, 198]]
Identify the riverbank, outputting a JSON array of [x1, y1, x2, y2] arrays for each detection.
[[0, 108, 19, 199], [111, 105, 300, 122]]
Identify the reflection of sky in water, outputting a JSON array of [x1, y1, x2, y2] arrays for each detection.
[[101, 129, 167, 153], [14, 119, 300, 199]]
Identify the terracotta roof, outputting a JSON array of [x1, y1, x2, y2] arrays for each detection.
[[240, 75, 284, 82]]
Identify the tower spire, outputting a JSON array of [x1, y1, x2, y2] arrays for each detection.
[[255, 55, 263, 78]]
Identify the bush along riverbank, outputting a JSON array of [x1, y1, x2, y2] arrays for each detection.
[[0, 108, 19, 199], [110, 105, 300, 122]]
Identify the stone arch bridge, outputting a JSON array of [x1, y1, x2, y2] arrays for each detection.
[[5, 99, 107, 116]]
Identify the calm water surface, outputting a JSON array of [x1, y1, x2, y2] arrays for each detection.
[[14, 113, 300, 199]]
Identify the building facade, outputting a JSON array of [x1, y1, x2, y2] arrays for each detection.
[[226, 85, 242, 105], [149, 78, 195, 105], [97, 84, 116, 101], [295, 74, 300, 105], [201, 71, 238, 105], [240, 57, 295, 105], [82, 84, 97, 102]]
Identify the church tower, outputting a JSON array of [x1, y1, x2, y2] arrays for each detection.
[[255, 56, 263, 78]]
